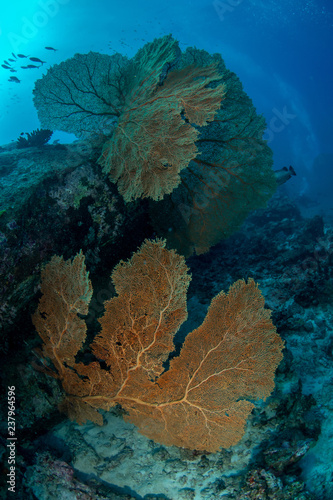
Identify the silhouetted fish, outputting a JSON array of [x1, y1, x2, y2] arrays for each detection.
[[4, 60, 10, 65], [274, 166, 296, 186], [1, 64, 11, 69], [9, 76, 20, 83], [45, 46, 57, 51], [30, 57, 46, 65], [9, 69, 17, 73], [21, 65, 40, 69], [12, 53, 17, 59], [8, 58, 16, 62], [17, 54, 28, 58]]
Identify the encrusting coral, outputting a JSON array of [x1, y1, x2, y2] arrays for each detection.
[[32, 239, 284, 452]]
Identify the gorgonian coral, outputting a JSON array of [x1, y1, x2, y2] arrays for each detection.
[[16, 128, 53, 148], [33, 36, 225, 202], [33, 36, 276, 254], [32, 240, 284, 452], [33, 51, 129, 136], [149, 47, 277, 255]]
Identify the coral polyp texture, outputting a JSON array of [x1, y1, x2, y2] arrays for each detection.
[[32, 239, 284, 452], [33, 35, 276, 254]]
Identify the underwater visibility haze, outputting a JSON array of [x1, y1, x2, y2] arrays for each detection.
[[0, 1, 333, 499]]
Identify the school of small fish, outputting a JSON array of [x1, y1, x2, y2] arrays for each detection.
[[2, 47, 57, 83]]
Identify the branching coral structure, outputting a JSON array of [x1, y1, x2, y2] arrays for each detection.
[[16, 128, 53, 148], [33, 36, 225, 202], [98, 37, 226, 201], [33, 51, 129, 136], [32, 35, 276, 255], [149, 47, 277, 255], [32, 240, 284, 452]]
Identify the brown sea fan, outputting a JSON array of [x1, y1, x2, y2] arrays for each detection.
[[32, 240, 284, 452]]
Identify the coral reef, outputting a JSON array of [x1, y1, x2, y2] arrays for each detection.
[[0, 140, 149, 347], [0, 192, 329, 499], [24, 452, 126, 499], [239, 468, 314, 499], [0, 33, 331, 500]]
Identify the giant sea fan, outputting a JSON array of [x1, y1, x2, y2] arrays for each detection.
[[32, 240, 284, 452], [33, 35, 276, 255]]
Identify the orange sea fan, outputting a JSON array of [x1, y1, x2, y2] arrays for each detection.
[[32, 240, 284, 452], [98, 36, 225, 202]]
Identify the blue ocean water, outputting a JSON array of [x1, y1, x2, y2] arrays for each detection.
[[1, 1, 333, 499]]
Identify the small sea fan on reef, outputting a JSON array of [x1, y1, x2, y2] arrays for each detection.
[[16, 128, 53, 148]]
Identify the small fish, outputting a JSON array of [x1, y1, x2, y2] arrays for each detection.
[[12, 53, 17, 59], [8, 58, 16, 62], [9, 76, 20, 83], [1, 64, 11, 69], [274, 165, 296, 186], [29, 57, 46, 65], [4, 60, 10, 65], [45, 46, 57, 51], [9, 69, 17, 73], [21, 64, 40, 69], [17, 54, 28, 58]]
